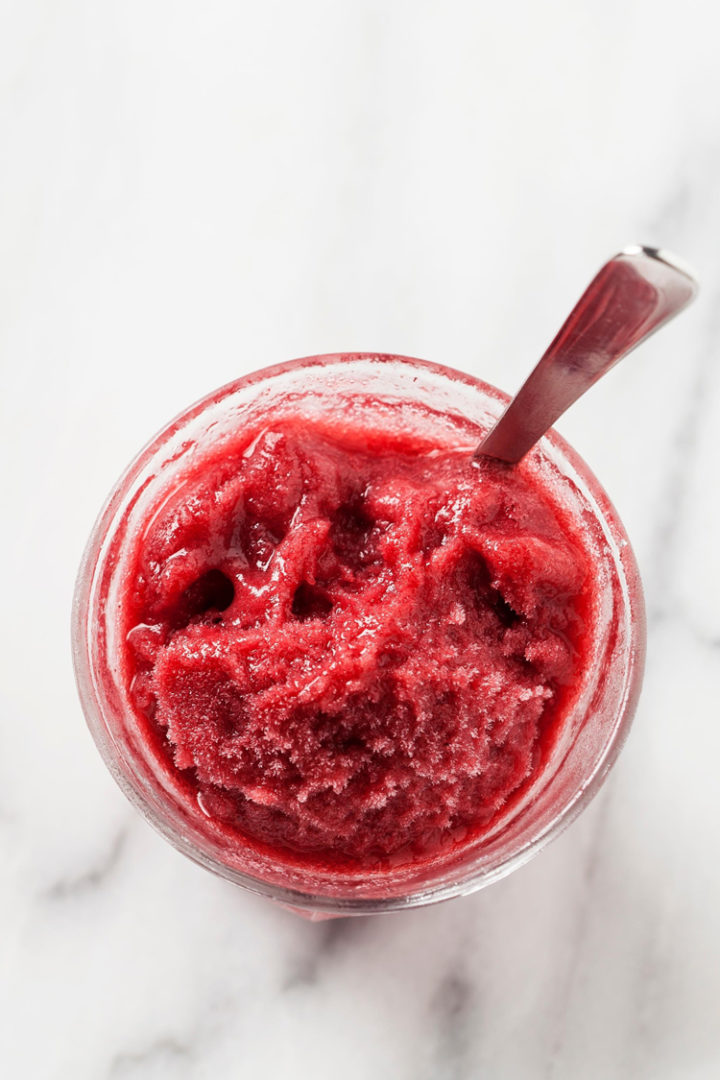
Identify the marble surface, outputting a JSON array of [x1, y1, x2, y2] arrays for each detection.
[[2, 1, 720, 1077]]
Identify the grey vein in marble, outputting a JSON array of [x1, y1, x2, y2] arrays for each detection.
[[425, 969, 474, 1080], [109, 1037, 194, 1078], [282, 915, 370, 991], [640, 164, 720, 628], [42, 828, 128, 901], [644, 342, 719, 625], [544, 793, 613, 1080]]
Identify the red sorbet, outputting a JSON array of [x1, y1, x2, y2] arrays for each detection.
[[121, 417, 591, 871]]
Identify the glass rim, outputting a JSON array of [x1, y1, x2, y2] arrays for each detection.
[[72, 352, 646, 915]]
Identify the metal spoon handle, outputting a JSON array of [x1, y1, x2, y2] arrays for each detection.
[[476, 245, 699, 465]]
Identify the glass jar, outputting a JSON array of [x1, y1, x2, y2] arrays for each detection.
[[72, 353, 645, 916]]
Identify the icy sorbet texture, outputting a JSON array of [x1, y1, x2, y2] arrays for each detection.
[[122, 414, 591, 872]]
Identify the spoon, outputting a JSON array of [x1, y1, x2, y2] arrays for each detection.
[[476, 245, 699, 464]]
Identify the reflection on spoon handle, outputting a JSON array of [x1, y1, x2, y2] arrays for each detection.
[[476, 246, 699, 465]]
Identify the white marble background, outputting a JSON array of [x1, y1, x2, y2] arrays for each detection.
[[2, 1, 720, 1077]]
